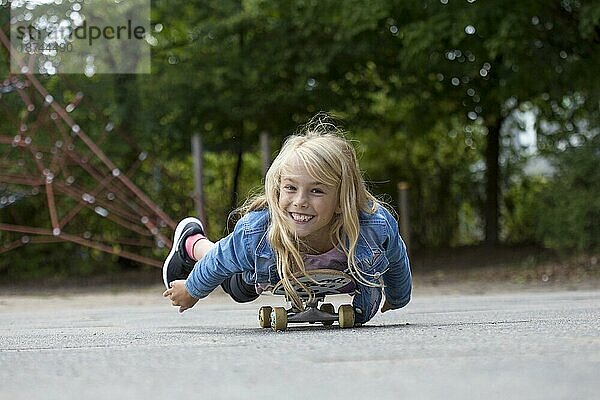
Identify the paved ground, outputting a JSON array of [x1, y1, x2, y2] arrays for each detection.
[[0, 286, 598, 400]]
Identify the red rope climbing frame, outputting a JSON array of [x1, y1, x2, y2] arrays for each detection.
[[0, 29, 176, 269]]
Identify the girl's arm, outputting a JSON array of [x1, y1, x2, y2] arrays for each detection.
[[185, 217, 254, 299], [163, 280, 198, 313], [381, 208, 412, 309]]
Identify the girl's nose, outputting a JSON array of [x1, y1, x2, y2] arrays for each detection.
[[293, 193, 308, 208]]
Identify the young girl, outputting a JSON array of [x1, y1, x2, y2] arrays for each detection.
[[163, 114, 412, 325]]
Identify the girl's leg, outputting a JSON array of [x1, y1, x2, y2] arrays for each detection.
[[186, 234, 215, 261], [221, 274, 260, 303], [163, 217, 206, 288]]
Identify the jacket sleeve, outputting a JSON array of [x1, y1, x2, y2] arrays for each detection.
[[185, 216, 255, 299], [381, 208, 412, 309]]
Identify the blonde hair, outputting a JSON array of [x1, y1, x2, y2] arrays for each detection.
[[242, 113, 379, 309]]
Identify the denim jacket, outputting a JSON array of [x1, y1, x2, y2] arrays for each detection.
[[186, 205, 412, 324]]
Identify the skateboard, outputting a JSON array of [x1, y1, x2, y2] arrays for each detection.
[[258, 268, 357, 331]]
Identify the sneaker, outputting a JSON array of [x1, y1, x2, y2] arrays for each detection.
[[162, 217, 205, 289]]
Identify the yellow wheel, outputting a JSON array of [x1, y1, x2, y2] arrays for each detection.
[[320, 303, 335, 326], [259, 306, 272, 328], [338, 304, 355, 329], [271, 307, 288, 331]]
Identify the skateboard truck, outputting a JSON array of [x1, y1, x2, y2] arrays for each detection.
[[258, 269, 356, 331]]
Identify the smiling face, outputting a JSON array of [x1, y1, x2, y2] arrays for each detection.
[[277, 158, 340, 251]]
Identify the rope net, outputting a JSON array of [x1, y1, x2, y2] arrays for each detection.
[[0, 29, 175, 269]]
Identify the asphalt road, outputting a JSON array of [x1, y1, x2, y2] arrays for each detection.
[[1, 288, 598, 400]]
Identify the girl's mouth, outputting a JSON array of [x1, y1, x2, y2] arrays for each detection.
[[290, 212, 314, 223]]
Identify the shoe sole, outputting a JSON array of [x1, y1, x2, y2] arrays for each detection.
[[162, 217, 203, 289]]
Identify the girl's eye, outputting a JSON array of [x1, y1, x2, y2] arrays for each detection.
[[311, 188, 324, 194], [283, 185, 296, 191]]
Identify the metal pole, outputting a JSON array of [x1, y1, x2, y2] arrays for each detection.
[[397, 181, 410, 252], [192, 133, 207, 231], [260, 131, 271, 178]]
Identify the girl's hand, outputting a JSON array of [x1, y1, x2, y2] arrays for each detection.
[[381, 299, 393, 313], [163, 280, 199, 313]]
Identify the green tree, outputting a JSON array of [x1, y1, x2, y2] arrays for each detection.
[[148, 0, 391, 213], [534, 135, 599, 252], [370, 0, 599, 244]]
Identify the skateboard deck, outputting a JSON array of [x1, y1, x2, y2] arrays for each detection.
[[272, 268, 356, 298], [259, 268, 357, 331]]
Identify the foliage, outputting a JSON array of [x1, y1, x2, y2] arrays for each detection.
[[149, 151, 263, 239], [356, 116, 485, 247], [533, 136, 600, 252], [502, 176, 550, 245], [1, 0, 599, 280], [384, 0, 599, 244]]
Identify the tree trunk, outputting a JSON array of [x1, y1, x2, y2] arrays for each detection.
[[437, 167, 452, 246], [484, 115, 502, 245], [230, 146, 243, 211], [191, 133, 207, 231], [228, 116, 245, 232], [115, 74, 139, 145]]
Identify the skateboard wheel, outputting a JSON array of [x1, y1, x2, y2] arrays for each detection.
[[338, 304, 355, 329], [259, 306, 272, 328], [271, 307, 288, 331], [320, 303, 335, 326]]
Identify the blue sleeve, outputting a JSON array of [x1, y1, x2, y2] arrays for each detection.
[[185, 217, 254, 299], [381, 209, 412, 309]]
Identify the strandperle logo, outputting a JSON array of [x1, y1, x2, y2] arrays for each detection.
[[10, 0, 151, 75], [16, 19, 147, 47]]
